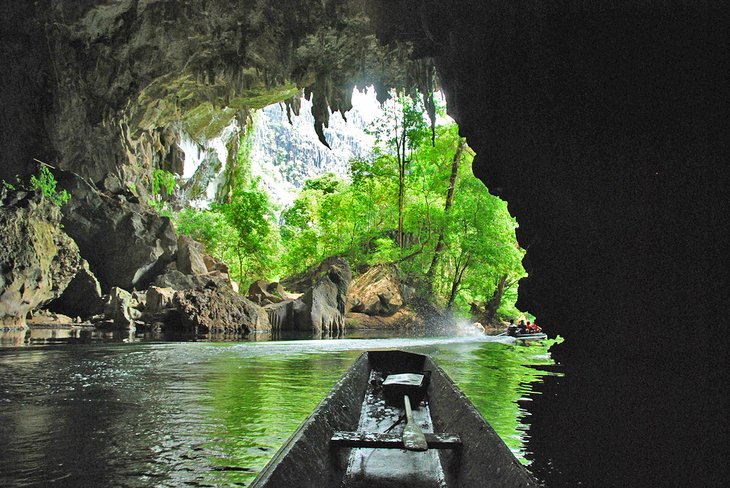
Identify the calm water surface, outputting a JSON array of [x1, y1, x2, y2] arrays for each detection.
[[0, 334, 560, 487]]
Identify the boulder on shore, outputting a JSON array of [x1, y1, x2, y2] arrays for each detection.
[[58, 171, 177, 292], [347, 264, 404, 317], [266, 258, 351, 334], [176, 235, 208, 276], [145, 286, 176, 315], [171, 284, 270, 334], [1, 190, 81, 328], [247, 280, 287, 305], [102, 287, 142, 329]]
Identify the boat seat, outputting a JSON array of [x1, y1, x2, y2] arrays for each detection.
[[330, 431, 462, 450]]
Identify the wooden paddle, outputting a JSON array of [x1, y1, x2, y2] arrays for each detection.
[[401, 395, 428, 451]]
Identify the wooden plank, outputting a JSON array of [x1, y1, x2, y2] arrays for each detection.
[[331, 431, 462, 450]]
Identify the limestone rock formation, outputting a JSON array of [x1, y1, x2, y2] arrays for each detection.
[[171, 285, 270, 334], [0, 190, 81, 328], [145, 286, 175, 316], [292, 259, 352, 332], [48, 259, 104, 318], [102, 287, 142, 330], [176, 235, 208, 276], [58, 172, 177, 291], [153, 268, 201, 291], [246, 280, 287, 306], [268, 258, 351, 334], [348, 264, 404, 317], [202, 253, 230, 282]]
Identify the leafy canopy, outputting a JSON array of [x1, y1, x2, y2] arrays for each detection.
[[171, 92, 526, 320]]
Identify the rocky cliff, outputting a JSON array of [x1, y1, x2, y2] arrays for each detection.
[[0, 190, 81, 327]]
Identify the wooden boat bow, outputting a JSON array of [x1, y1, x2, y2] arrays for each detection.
[[250, 350, 539, 488]]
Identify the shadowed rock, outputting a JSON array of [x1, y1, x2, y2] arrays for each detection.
[[58, 172, 177, 292], [48, 259, 104, 318], [1, 190, 81, 328]]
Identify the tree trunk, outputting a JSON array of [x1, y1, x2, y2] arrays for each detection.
[[447, 252, 470, 310], [237, 248, 244, 286], [426, 138, 465, 279], [483, 274, 508, 324], [395, 112, 405, 250], [398, 154, 405, 249]]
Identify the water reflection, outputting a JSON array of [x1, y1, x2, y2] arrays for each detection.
[[0, 337, 559, 487], [0, 326, 456, 347]]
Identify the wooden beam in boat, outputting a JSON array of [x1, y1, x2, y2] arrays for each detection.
[[331, 431, 462, 450]]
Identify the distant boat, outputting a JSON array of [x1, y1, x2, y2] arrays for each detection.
[[507, 326, 547, 340], [250, 350, 539, 487], [510, 332, 548, 340]]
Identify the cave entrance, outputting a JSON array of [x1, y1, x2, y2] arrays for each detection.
[[166, 86, 529, 330]]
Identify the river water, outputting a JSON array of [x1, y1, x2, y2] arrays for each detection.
[[0, 332, 560, 487]]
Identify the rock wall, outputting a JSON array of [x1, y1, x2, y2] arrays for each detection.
[[0, 190, 81, 328], [58, 171, 177, 291], [0, 0, 430, 190], [369, 1, 726, 486]]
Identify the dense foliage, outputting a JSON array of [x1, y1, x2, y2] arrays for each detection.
[[173, 93, 526, 319]]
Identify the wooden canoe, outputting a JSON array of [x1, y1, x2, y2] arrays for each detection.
[[250, 350, 539, 488], [512, 332, 547, 340]]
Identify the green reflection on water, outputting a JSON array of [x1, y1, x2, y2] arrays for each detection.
[[200, 339, 559, 486], [201, 349, 362, 486], [426, 339, 561, 462]]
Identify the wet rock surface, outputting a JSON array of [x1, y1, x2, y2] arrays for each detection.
[[1, 191, 81, 328], [171, 284, 270, 334]]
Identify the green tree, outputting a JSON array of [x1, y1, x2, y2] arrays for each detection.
[[369, 91, 429, 250], [216, 180, 278, 285], [174, 207, 234, 259]]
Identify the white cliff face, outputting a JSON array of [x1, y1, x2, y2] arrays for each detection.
[[178, 121, 240, 208], [176, 87, 446, 212], [250, 88, 378, 209]]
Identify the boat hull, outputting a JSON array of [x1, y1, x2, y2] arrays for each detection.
[[250, 350, 538, 488], [511, 333, 547, 340]]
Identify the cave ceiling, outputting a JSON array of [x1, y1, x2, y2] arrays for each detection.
[[0, 0, 436, 184]]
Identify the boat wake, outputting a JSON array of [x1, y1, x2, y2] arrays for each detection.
[[226, 334, 513, 358]]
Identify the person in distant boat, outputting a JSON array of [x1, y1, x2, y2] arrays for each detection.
[[507, 319, 518, 336], [518, 319, 527, 333]]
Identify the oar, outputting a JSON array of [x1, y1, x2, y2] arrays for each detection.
[[402, 395, 428, 451]]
